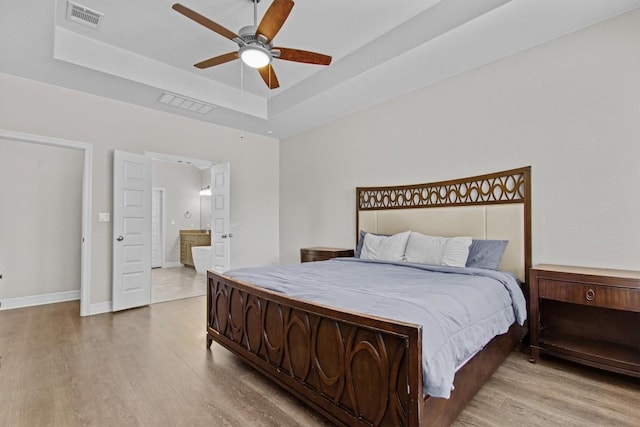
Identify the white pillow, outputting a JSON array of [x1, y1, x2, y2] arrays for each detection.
[[360, 231, 411, 262], [441, 236, 473, 267], [405, 232, 472, 267], [405, 233, 447, 265]]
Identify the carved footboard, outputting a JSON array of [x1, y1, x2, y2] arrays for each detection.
[[207, 271, 424, 426]]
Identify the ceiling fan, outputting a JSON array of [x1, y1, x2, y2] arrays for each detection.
[[172, 0, 332, 89]]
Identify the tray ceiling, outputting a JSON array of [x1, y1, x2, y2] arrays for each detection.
[[1, 0, 639, 138]]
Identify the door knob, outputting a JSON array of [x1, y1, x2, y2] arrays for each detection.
[[116, 235, 124, 241]]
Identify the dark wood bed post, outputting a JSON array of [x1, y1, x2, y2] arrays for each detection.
[[523, 166, 532, 301]]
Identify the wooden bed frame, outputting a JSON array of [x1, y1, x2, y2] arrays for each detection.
[[206, 167, 531, 426]]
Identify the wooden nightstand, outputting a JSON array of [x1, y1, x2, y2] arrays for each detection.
[[529, 264, 640, 377], [300, 247, 354, 263]]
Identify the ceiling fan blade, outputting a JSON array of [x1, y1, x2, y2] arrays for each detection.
[[256, 0, 294, 42], [258, 64, 280, 89], [274, 47, 332, 66], [172, 3, 238, 41], [194, 52, 239, 69]]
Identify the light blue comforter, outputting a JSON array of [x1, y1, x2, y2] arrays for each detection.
[[224, 258, 526, 398]]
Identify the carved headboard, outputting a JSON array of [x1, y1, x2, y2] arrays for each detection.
[[356, 167, 532, 287]]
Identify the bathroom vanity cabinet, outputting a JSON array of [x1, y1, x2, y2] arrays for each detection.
[[180, 230, 211, 267]]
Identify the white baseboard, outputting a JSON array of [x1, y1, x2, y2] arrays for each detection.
[[88, 301, 112, 315], [162, 261, 182, 268], [0, 290, 80, 311]]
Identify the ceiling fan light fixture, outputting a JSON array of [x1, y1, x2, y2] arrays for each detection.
[[239, 44, 272, 68]]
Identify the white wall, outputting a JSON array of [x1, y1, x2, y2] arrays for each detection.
[[0, 73, 280, 310], [152, 160, 202, 264], [280, 9, 640, 271], [0, 138, 83, 299]]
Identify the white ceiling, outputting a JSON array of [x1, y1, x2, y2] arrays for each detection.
[[1, 0, 639, 139]]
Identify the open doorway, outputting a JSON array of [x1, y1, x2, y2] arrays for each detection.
[[112, 150, 230, 311], [147, 152, 213, 304], [0, 129, 92, 316]]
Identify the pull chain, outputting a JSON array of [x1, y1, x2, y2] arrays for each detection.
[[240, 62, 244, 140]]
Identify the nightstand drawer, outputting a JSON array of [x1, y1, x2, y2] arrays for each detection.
[[301, 253, 333, 262], [539, 278, 640, 312], [300, 247, 354, 263]]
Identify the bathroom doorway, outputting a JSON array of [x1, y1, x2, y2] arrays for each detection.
[[146, 152, 220, 304]]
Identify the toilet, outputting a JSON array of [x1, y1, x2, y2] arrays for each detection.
[[191, 245, 211, 274]]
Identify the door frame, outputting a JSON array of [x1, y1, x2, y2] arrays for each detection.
[[0, 129, 93, 316], [151, 187, 166, 268]]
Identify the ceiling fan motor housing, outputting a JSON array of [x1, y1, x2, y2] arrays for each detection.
[[237, 26, 272, 47]]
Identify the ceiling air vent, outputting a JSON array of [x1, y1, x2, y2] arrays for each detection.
[[157, 92, 216, 114], [66, 1, 103, 30]]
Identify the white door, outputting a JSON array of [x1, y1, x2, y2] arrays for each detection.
[[113, 150, 152, 311], [151, 188, 163, 268], [211, 162, 231, 273]]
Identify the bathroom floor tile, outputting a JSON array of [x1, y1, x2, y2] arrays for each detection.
[[151, 266, 205, 304]]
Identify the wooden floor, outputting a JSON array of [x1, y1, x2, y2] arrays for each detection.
[[151, 266, 205, 304], [1, 298, 638, 427]]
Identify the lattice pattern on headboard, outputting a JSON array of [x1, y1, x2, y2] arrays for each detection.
[[358, 169, 527, 210], [356, 167, 532, 288]]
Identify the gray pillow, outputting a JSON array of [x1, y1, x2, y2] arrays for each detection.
[[465, 239, 508, 270]]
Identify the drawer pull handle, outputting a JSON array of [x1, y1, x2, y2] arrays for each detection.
[[585, 289, 595, 301]]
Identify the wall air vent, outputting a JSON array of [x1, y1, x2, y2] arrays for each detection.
[[66, 1, 103, 30]]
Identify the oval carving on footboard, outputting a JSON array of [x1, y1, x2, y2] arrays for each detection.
[[390, 344, 409, 425], [285, 310, 312, 381], [346, 330, 390, 426], [312, 318, 346, 402], [262, 301, 285, 366], [214, 286, 228, 334], [228, 288, 245, 344], [244, 296, 262, 353]]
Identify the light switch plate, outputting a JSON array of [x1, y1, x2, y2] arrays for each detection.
[[98, 212, 110, 222]]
